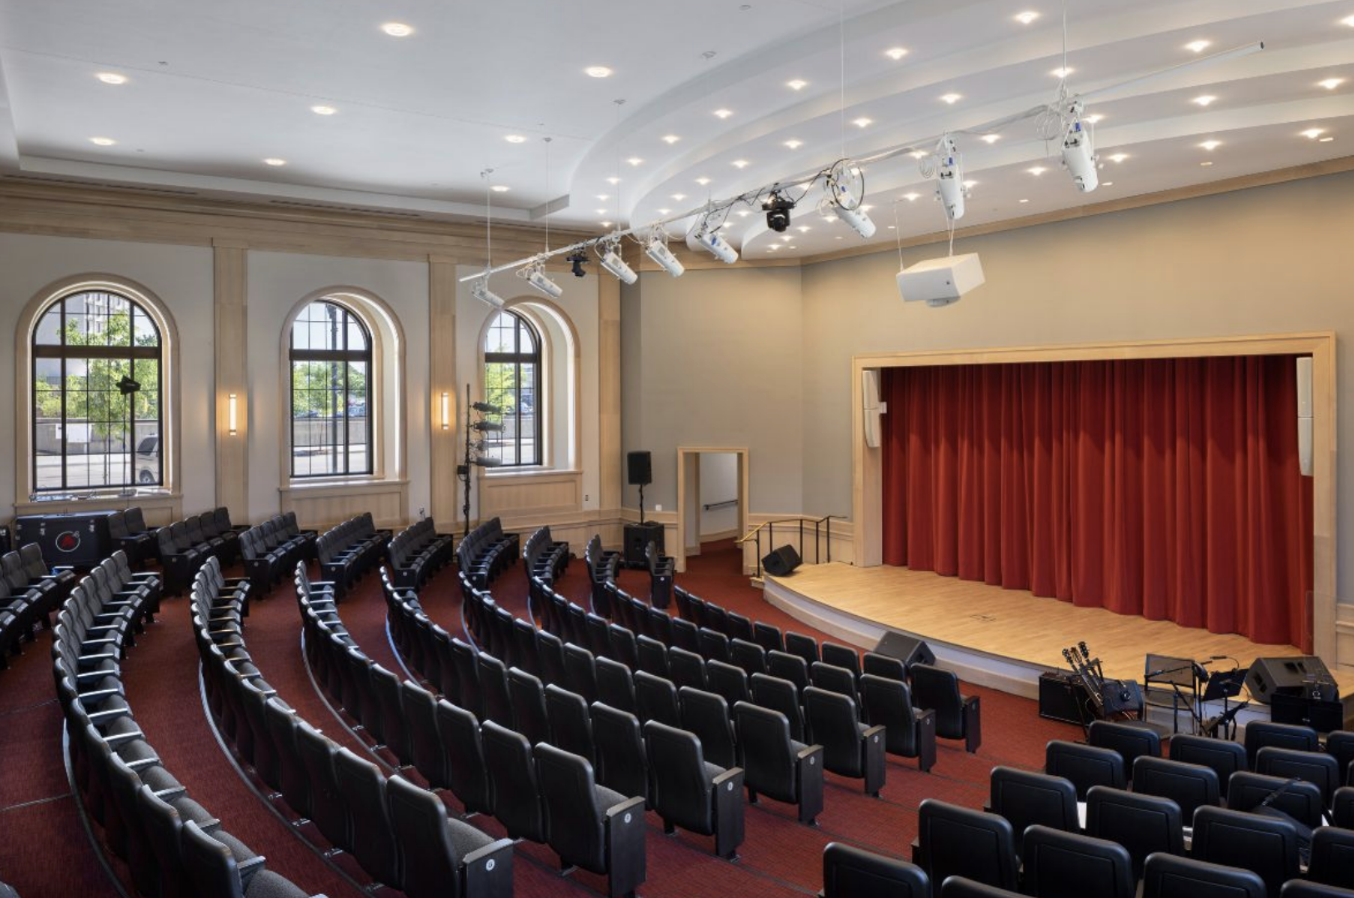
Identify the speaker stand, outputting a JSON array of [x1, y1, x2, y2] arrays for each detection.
[[638, 483, 646, 525]]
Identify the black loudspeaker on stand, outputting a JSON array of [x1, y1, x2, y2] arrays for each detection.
[[872, 631, 936, 668], [762, 545, 801, 577]]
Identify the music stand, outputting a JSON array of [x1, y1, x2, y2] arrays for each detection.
[[1144, 653, 1201, 735], [1200, 669, 1247, 740]]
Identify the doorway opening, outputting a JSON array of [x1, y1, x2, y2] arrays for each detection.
[[675, 447, 748, 574]]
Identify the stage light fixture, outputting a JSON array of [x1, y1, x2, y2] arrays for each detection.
[[763, 192, 795, 232], [118, 375, 141, 396], [824, 161, 876, 239], [522, 263, 565, 298], [567, 252, 588, 277], [686, 221, 739, 263], [644, 235, 685, 277], [471, 279, 505, 308], [1061, 102, 1099, 192], [933, 137, 966, 220], [599, 244, 638, 284]]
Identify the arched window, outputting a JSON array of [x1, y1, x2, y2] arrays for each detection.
[[289, 300, 372, 478], [32, 289, 163, 491], [483, 309, 541, 467]]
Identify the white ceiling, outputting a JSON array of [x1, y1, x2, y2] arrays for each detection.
[[0, 0, 1351, 259]]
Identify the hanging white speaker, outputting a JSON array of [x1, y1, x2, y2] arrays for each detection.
[[862, 369, 887, 449], [1296, 356, 1313, 476]]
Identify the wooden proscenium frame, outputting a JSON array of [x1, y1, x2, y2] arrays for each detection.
[[850, 332, 1339, 663]]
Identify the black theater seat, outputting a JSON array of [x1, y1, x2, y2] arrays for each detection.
[[644, 721, 745, 858], [733, 701, 823, 826], [820, 842, 929, 898]]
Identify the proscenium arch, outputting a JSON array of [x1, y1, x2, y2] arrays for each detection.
[[14, 273, 181, 500], [473, 295, 581, 472], [278, 287, 406, 483]]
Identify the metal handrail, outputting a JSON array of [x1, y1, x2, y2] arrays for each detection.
[[736, 514, 839, 578]]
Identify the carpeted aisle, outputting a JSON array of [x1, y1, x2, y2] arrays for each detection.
[[0, 534, 1080, 898]]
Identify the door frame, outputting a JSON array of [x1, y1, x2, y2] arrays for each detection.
[[675, 446, 749, 574]]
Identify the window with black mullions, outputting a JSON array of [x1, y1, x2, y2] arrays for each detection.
[[483, 309, 541, 467], [290, 300, 372, 477], [31, 289, 163, 492]]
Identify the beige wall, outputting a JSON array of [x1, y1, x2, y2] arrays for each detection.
[[800, 169, 1354, 602], [621, 267, 805, 517]]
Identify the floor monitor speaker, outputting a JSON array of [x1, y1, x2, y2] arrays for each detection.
[[624, 522, 664, 567], [872, 631, 936, 669], [1245, 656, 1333, 705], [761, 545, 801, 577], [627, 451, 652, 486]]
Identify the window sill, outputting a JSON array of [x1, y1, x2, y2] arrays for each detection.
[[482, 467, 579, 480], [280, 478, 408, 494]]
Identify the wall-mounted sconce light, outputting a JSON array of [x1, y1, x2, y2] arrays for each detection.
[[228, 394, 239, 436], [441, 391, 450, 430]]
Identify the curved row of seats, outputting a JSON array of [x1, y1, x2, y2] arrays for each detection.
[[454, 518, 517, 591], [582, 535, 621, 609], [240, 513, 316, 596], [280, 565, 516, 897], [316, 513, 390, 600], [1, 542, 76, 667], [386, 517, 454, 590], [55, 551, 312, 898], [521, 526, 568, 586], [155, 507, 246, 594]]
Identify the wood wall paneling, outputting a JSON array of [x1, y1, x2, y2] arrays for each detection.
[[213, 242, 248, 518]]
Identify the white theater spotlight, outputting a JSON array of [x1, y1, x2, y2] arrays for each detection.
[[644, 236, 685, 277], [685, 222, 739, 263], [471, 279, 505, 308], [599, 244, 638, 284], [521, 263, 564, 299]]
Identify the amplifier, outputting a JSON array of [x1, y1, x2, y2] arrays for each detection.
[[1039, 672, 1085, 725], [14, 511, 113, 568]]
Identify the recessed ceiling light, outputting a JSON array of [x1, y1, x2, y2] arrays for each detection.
[[1051, 66, 1074, 78], [585, 66, 614, 78], [380, 22, 414, 37], [886, 225, 896, 230], [732, 159, 749, 168], [96, 72, 127, 85], [823, 214, 838, 222], [860, 204, 874, 212], [1014, 10, 1040, 24], [940, 93, 962, 104], [787, 79, 808, 90], [89, 136, 116, 146], [626, 157, 643, 166], [909, 150, 928, 159], [852, 117, 873, 128], [310, 105, 337, 115], [263, 157, 287, 166], [1084, 113, 1104, 124], [1199, 139, 1222, 151], [1200, 161, 1214, 167], [980, 134, 1001, 144], [1019, 198, 1030, 203], [596, 194, 609, 201], [1192, 95, 1218, 107], [713, 108, 733, 119], [1185, 40, 1212, 53], [1318, 77, 1345, 90], [902, 192, 920, 201], [796, 226, 811, 233], [657, 208, 671, 215], [491, 185, 510, 192], [1027, 166, 1047, 175], [1103, 181, 1114, 186], [962, 181, 977, 189], [1342, 14, 1354, 26], [661, 134, 681, 145], [736, 210, 751, 217], [1107, 153, 1129, 163], [601, 220, 612, 227], [768, 244, 781, 250], [596, 208, 608, 215], [504, 134, 527, 143], [784, 139, 803, 149], [885, 47, 909, 60], [607, 176, 621, 185], [695, 177, 711, 185], [1301, 127, 1326, 139], [1319, 135, 1335, 142], [671, 194, 686, 201]]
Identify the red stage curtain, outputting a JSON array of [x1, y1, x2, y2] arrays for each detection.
[[880, 357, 1314, 651]]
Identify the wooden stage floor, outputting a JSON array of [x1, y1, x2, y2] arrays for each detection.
[[764, 562, 1352, 701]]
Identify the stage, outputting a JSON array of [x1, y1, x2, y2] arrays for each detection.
[[764, 562, 1353, 725]]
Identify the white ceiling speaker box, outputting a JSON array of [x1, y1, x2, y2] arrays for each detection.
[[896, 253, 986, 307]]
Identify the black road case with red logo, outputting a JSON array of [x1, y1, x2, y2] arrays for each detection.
[[14, 511, 114, 568]]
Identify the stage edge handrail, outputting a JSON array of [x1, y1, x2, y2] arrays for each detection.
[[737, 514, 839, 578]]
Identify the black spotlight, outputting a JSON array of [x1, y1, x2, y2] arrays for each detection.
[[567, 252, 588, 277], [763, 192, 795, 232]]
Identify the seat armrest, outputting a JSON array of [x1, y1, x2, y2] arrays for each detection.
[[863, 724, 887, 740], [603, 796, 648, 897], [711, 767, 746, 858], [961, 695, 982, 753], [794, 744, 825, 825], [914, 708, 937, 773], [461, 837, 515, 898]]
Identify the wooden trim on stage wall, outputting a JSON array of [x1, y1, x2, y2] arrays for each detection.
[[851, 332, 1339, 664]]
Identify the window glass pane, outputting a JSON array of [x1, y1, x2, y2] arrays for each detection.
[[481, 311, 541, 467], [133, 306, 159, 347], [289, 300, 373, 478], [347, 316, 368, 352], [35, 307, 62, 345]]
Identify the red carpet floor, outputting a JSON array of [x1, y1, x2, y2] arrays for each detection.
[[0, 537, 1080, 898]]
